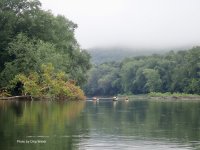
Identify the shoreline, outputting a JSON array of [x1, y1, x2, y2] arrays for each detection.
[[0, 95, 85, 101], [0, 95, 32, 101], [149, 95, 200, 101], [118, 93, 200, 101], [148, 92, 200, 100], [1, 93, 200, 101]]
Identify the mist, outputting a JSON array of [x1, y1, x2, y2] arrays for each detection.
[[40, 0, 200, 50]]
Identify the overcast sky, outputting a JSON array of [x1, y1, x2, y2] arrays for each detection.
[[40, 0, 200, 50]]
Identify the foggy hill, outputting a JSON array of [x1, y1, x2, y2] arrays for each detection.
[[87, 47, 170, 64]]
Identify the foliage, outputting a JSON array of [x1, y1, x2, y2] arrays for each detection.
[[85, 47, 200, 96], [0, 89, 11, 97], [143, 69, 162, 92], [148, 92, 200, 98], [84, 62, 121, 96], [0, 34, 65, 87], [11, 63, 86, 100], [88, 47, 167, 64], [0, 0, 91, 88], [0, 0, 42, 70]]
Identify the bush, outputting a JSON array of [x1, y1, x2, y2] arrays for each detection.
[[10, 63, 85, 100]]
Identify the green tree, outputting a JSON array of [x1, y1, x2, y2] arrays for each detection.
[[0, 34, 64, 87], [11, 63, 86, 100], [0, 0, 91, 88], [143, 69, 162, 92], [85, 45, 200, 95], [0, 0, 41, 70], [84, 62, 121, 96]]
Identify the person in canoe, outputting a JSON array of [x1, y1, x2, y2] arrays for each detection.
[[113, 96, 118, 101]]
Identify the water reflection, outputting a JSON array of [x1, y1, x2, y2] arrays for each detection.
[[0, 99, 200, 149], [0, 100, 87, 150], [83, 99, 200, 149]]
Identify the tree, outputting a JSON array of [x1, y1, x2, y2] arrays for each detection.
[[11, 63, 85, 100], [84, 62, 121, 96], [85, 45, 200, 95], [143, 69, 162, 92], [0, 34, 64, 87], [0, 0, 41, 70], [0, 0, 91, 88]]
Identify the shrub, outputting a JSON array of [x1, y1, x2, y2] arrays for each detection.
[[10, 63, 85, 100]]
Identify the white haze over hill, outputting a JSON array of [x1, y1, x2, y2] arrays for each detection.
[[40, 0, 200, 50]]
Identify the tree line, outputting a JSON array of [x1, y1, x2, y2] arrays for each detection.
[[87, 47, 164, 65], [0, 0, 91, 99], [84, 47, 200, 96]]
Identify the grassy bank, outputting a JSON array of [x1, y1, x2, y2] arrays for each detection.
[[149, 92, 200, 100]]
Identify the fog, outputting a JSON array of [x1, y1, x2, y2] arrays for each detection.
[[40, 0, 200, 50]]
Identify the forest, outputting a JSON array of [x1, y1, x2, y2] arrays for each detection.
[[84, 47, 200, 96], [1, 0, 200, 99], [88, 47, 168, 65], [0, 0, 91, 99]]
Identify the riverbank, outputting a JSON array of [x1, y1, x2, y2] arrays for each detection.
[[148, 92, 200, 100], [0, 95, 86, 101], [1, 92, 200, 101], [0, 95, 32, 101], [117, 93, 200, 101]]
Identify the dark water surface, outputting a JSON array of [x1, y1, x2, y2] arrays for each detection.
[[0, 99, 200, 150]]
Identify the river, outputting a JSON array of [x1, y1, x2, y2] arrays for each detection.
[[0, 98, 200, 150]]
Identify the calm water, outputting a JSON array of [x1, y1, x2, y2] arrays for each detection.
[[0, 99, 200, 150]]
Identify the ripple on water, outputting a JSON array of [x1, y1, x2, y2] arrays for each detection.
[[76, 134, 194, 150]]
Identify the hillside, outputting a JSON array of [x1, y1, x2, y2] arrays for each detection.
[[87, 47, 170, 64]]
